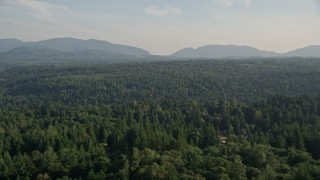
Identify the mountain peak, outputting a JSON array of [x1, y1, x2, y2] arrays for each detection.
[[0, 37, 151, 56], [284, 45, 320, 57], [0, 38, 24, 52], [172, 45, 278, 58]]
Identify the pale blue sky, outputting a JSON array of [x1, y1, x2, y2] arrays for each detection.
[[0, 0, 319, 55]]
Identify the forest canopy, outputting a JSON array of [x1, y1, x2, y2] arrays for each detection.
[[0, 58, 320, 179]]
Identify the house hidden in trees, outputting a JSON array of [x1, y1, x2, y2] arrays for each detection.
[[219, 136, 228, 143], [218, 131, 228, 143]]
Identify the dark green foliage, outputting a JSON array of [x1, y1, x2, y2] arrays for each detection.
[[0, 58, 320, 179], [1, 58, 320, 105]]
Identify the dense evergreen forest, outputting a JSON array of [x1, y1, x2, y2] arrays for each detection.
[[1, 58, 320, 179]]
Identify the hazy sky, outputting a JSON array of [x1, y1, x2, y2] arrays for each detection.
[[0, 0, 319, 55]]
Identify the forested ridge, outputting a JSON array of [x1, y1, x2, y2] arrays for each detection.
[[0, 58, 320, 179]]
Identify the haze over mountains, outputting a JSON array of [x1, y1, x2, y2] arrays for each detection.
[[283, 45, 320, 57], [172, 45, 320, 58], [172, 45, 278, 58], [0, 38, 151, 58], [0, 38, 320, 60]]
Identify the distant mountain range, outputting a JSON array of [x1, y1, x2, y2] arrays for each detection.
[[172, 45, 278, 58], [0, 38, 151, 58], [0, 38, 320, 61], [172, 45, 320, 58], [283, 45, 320, 57]]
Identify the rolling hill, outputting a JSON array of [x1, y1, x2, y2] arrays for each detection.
[[283, 45, 320, 57], [171, 45, 279, 58], [0, 38, 151, 57]]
